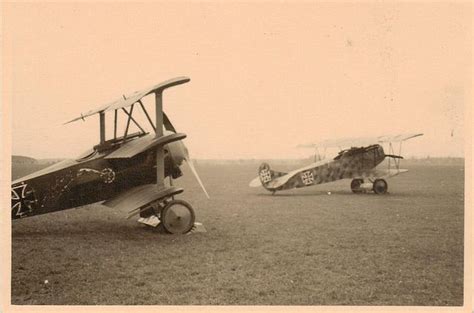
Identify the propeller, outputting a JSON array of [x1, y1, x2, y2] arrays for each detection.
[[186, 158, 210, 199], [167, 136, 210, 199]]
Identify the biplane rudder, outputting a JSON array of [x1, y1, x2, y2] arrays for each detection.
[[257, 163, 287, 191]]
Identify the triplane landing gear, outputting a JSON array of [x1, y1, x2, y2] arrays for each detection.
[[350, 178, 388, 194], [160, 199, 195, 234], [127, 185, 202, 234], [138, 194, 196, 234]]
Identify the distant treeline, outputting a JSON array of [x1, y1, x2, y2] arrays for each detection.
[[12, 155, 66, 165], [193, 157, 465, 166], [12, 155, 37, 164]]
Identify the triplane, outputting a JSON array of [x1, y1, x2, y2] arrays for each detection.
[[11, 77, 209, 234], [249, 134, 423, 194]]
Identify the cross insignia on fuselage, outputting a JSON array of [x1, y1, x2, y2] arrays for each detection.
[[301, 171, 314, 185], [11, 184, 36, 217], [259, 169, 272, 183]]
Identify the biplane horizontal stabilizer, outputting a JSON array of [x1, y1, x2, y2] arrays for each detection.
[[249, 176, 262, 187]]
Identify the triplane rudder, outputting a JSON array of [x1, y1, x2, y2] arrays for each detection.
[[12, 77, 209, 234], [249, 134, 422, 195]]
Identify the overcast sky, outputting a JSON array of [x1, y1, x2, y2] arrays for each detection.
[[3, 2, 471, 159]]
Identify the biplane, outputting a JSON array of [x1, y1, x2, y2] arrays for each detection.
[[11, 77, 209, 234], [249, 134, 423, 194]]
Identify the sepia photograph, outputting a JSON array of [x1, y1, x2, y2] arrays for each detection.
[[1, 1, 471, 312]]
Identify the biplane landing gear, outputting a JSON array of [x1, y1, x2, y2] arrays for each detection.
[[350, 179, 364, 193], [373, 179, 388, 194], [160, 199, 196, 234]]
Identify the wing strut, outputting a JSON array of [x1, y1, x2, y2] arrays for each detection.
[[138, 100, 156, 131], [152, 77, 191, 190], [156, 92, 165, 188], [99, 112, 105, 144], [121, 105, 146, 141], [113, 109, 118, 139]]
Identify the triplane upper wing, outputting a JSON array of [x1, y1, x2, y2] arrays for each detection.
[[64, 77, 190, 124]]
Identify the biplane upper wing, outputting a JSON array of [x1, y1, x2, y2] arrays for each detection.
[[298, 133, 423, 149], [64, 77, 190, 124]]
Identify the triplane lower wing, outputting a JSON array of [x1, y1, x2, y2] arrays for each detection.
[[12, 77, 209, 234], [249, 133, 423, 195]]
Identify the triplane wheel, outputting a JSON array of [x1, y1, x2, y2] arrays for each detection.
[[350, 179, 364, 193], [160, 199, 196, 234], [373, 179, 388, 194]]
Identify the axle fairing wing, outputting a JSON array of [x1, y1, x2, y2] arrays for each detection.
[[103, 184, 184, 218]]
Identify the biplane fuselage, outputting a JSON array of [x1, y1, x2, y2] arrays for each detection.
[[251, 133, 423, 194], [258, 144, 386, 192], [11, 132, 182, 219]]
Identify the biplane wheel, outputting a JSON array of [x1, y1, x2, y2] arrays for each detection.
[[373, 179, 388, 194], [350, 179, 364, 193], [160, 200, 195, 234]]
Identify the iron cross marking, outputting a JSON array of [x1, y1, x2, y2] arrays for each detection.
[[11, 184, 37, 218]]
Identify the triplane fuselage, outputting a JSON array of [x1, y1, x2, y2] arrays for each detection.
[[12, 77, 209, 234]]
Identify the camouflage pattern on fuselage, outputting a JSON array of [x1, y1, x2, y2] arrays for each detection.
[[259, 144, 386, 192]]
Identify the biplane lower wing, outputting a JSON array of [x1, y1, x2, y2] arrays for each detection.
[[368, 168, 408, 178], [103, 184, 183, 218], [105, 132, 186, 159]]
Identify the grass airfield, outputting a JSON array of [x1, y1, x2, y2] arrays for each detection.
[[11, 160, 464, 305]]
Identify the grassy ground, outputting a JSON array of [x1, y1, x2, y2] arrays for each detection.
[[11, 161, 464, 305]]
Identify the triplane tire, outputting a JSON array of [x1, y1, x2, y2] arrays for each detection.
[[350, 179, 364, 193], [160, 199, 195, 234], [373, 179, 388, 194]]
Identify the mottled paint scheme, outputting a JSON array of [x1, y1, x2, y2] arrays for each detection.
[[11, 133, 182, 219], [259, 145, 386, 192]]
